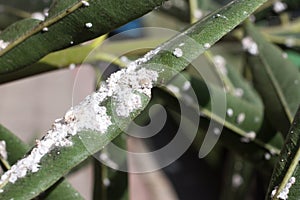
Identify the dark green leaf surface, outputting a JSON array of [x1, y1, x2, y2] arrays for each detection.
[[0, 124, 84, 200], [93, 135, 128, 200], [266, 106, 300, 200], [0, 0, 165, 73], [163, 86, 278, 173], [0, 0, 268, 198], [0, 0, 51, 29], [246, 22, 300, 134], [165, 72, 279, 166]]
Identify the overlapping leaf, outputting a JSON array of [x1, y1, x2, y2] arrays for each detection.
[[0, 124, 83, 200], [246, 22, 300, 135], [266, 107, 300, 200], [0, 0, 165, 73]]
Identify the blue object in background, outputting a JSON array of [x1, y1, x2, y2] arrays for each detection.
[[109, 18, 144, 39]]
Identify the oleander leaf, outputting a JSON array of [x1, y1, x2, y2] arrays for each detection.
[[266, 106, 300, 200], [0, 124, 84, 200], [0, 0, 166, 73], [246, 22, 300, 134]]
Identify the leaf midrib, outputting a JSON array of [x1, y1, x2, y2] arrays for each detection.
[[272, 141, 300, 199]]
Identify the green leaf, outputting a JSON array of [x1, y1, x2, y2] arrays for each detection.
[[0, 35, 168, 84], [0, 0, 166, 73], [93, 135, 128, 200], [286, 50, 300, 69], [0, 0, 268, 198], [0, 124, 84, 200], [162, 72, 279, 170], [220, 153, 255, 200], [0, 0, 51, 29], [246, 22, 300, 134], [266, 106, 300, 200]]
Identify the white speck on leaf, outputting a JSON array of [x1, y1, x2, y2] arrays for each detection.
[[282, 52, 288, 59], [182, 81, 191, 91], [69, 63, 76, 70], [31, 12, 45, 21], [236, 113, 246, 124], [173, 48, 183, 58], [85, 22, 93, 28], [0, 40, 9, 51], [194, 9, 203, 20], [285, 37, 295, 47], [227, 108, 234, 117], [273, 1, 287, 13], [204, 43, 211, 49], [213, 55, 227, 75], [214, 13, 228, 20], [271, 177, 296, 200], [232, 174, 243, 188], [120, 56, 131, 65], [82, 0, 90, 7], [264, 153, 271, 160], [242, 37, 259, 55], [254, 116, 260, 123], [234, 88, 244, 97], [240, 131, 256, 143], [42, 27, 49, 32], [213, 128, 221, 136], [103, 178, 111, 186], [43, 8, 49, 17], [0, 141, 7, 160]]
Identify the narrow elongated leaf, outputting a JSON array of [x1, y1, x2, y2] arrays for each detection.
[[246, 22, 300, 134], [0, 0, 51, 29], [0, 124, 84, 200], [0, 0, 268, 198], [93, 135, 128, 200], [0, 35, 168, 84], [0, 0, 165, 73], [266, 106, 300, 200], [162, 72, 280, 168]]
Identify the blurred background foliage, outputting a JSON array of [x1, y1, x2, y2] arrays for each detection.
[[0, 0, 300, 199]]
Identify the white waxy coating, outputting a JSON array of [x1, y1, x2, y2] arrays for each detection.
[[82, 0, 90, 7], [213, 55, 227, 75], [0, 141, 7, 160], [0, 46, 160, 185], [271, 177, 296, 200], [236, 113, 246, 124], [204, 43, 211, 49], [273, 1, 287, 13], [173, 48, 183, 58], [0, 40, 9, 50], [31, 12, 45, 21], [85, 22, 93, 28], [242, 37, 259, 55]]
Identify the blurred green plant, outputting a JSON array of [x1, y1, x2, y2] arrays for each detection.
[[0, 0, 299, 199]]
